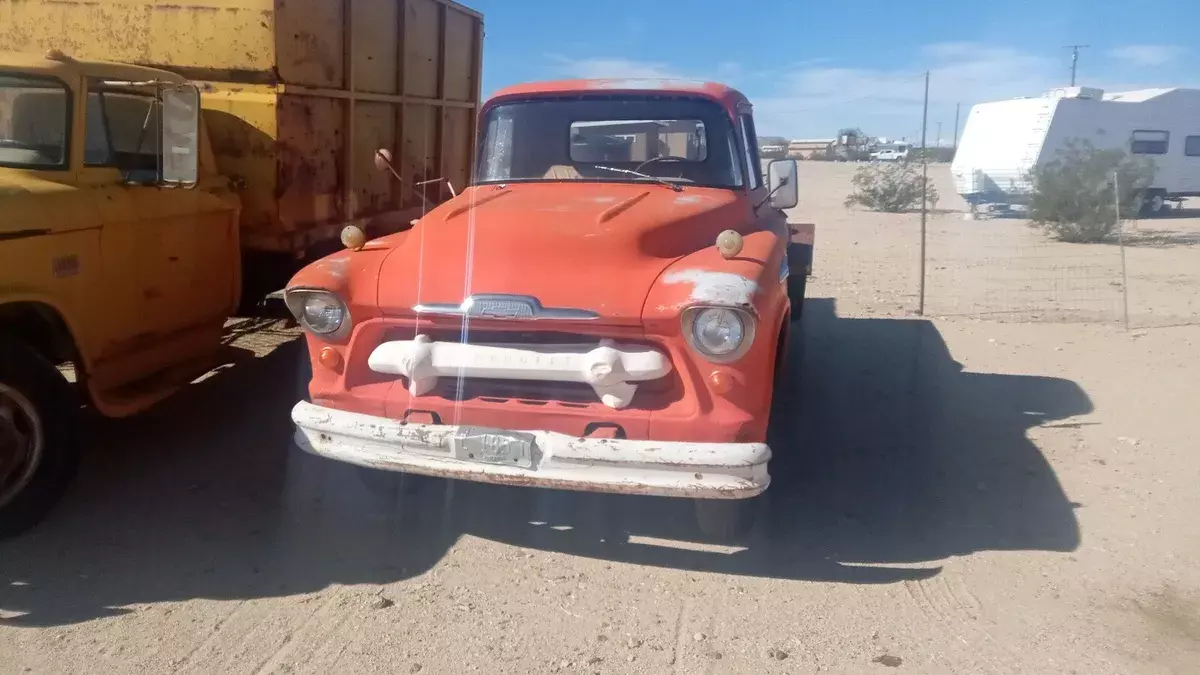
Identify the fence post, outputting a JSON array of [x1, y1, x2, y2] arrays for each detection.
[[1114, 171, 1131, 330], [918, 71, 929, 316]]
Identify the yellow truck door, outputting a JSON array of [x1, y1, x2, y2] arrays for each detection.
[[82, 84, 236, 340]]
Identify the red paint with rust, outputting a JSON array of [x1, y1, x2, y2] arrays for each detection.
[[289, 79, 803, 445]]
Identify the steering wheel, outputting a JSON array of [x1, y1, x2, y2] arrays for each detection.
[[634, 155, 690, 173]]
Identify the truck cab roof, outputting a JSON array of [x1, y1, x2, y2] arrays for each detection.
[[487, 78, 752, 112], [0, 51, 185, 84]]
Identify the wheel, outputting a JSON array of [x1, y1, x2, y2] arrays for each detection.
[[0, 336, 80, 539], [787, 274, 807, 320], [694, 496, 760, 541], [1139, 190, 1167, 218]]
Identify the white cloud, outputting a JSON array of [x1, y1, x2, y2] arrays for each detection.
[[1108, 45, 1185, 67], [541, 43, 1187, 139], [751, 43, 1060, 139]]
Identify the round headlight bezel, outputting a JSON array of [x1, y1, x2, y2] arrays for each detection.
[[682, 306, 756, 363], [285, 288, 351, 338]]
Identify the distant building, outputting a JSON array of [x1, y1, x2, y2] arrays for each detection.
[[787, 138, 836, 159], [758, 136, 790, 159]]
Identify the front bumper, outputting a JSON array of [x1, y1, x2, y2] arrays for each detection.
[[292, 401, 771, 499]]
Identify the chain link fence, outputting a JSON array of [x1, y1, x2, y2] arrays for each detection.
[[789, 160, 1200, 329]]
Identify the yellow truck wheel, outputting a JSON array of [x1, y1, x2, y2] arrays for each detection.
[[0, 337, 79, 539]]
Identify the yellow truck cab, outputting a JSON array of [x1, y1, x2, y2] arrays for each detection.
[[0, 0, 484, 537], [0, 51, 237, 536]]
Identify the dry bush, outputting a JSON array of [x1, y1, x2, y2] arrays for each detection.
[[1029, 139, 1155, 243], [844, 162, 939, 213]]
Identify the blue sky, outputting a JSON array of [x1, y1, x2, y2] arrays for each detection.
[[469, 0, 1196, 142]]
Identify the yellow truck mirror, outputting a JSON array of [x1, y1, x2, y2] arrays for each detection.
[[159, 84, 199, 187]]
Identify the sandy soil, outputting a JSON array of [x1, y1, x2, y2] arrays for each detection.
[[2, 164, 1200, 674], [795, 162, 1200, 326]]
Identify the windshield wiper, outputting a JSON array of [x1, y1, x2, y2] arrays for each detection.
[[592, 165, 684, 192]]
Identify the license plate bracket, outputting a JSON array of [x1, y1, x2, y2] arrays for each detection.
[[451, 427, 538, 469]]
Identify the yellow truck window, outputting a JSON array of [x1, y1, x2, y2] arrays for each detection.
[[83, 86, 161, 181], [0, 73, 69, 169]]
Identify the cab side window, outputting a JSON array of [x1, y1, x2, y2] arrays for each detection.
[[739, 113, 762, 189], [0, 74, 70, 169], [84, 85, 161, 181]]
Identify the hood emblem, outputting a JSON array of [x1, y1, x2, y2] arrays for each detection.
[[414, 294, 598, 321]]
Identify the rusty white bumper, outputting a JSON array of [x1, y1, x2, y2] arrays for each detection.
[[291, 401, 770, 499]]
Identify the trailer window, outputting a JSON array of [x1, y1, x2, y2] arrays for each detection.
[[1131, 130, 1169, 155], [1185, 136, 1200, 157], [0, 74, 69, 170]]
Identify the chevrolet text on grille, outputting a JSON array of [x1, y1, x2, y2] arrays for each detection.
[[413, 294, 599, 320]]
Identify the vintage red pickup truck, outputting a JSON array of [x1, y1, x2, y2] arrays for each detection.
[[286, 78, 813, 535]]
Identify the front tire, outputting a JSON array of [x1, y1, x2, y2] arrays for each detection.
[[0, 336, 80, 539], [787, 274, 807, 320], [694, 496, 760, 541]]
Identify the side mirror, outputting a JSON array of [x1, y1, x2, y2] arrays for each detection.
[[159, 84, 200, 187], [376, 147, 457, 198], [374, 148, 399, 176], [767, 159, 799, 210]]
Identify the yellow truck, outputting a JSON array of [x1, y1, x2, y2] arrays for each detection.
[[0, 0, 483, 536]]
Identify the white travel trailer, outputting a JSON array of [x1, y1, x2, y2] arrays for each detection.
[[951, 86, 1200, 216]]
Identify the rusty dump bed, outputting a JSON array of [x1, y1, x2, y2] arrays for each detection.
[[0, 0, 483, 255]]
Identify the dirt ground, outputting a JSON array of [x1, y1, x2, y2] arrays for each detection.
[[3, 163, 1200, 674], [800, 161, 1200, 326]]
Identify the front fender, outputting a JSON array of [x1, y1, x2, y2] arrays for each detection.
[[641, 229, 786, 329]]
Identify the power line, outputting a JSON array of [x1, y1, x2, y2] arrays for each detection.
[[1063, 45, 1089, 86]]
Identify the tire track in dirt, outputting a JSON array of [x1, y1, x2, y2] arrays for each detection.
[[250, 588, 350, 674], [903, 573, 1019, 674]]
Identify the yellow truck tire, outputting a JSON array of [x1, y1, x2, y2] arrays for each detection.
[[0, 336, 80, 538]]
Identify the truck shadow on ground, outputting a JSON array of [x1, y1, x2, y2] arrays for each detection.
[[0, 299, 1089, 626]]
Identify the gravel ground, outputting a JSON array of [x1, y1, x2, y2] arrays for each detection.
[[2, 164, 1199, 674]]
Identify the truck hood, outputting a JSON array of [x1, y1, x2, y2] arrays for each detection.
[[375, 183, 747, 323]]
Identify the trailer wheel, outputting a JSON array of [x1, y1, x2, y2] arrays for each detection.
[[1139, 190, 1168, 218], [0, 336, 79, 539]]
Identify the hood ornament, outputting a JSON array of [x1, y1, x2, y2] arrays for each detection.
[[414, 294, 598, 320]]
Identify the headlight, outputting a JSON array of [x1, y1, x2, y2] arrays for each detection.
[[286, 289, 348, 336], [684, 307, 755, 362]]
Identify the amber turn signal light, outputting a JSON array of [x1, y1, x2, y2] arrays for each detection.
[[319, 347, 344, 373], [709, 369, 733, 395]]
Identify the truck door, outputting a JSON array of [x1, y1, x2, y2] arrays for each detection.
[[83, 85, 235, 341]]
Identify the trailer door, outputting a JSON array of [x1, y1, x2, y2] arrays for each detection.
[[1182, 135, 1200, 195]]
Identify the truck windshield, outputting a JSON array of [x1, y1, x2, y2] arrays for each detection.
[[0, 73, 69, 170], [476, 96, 745, 189]]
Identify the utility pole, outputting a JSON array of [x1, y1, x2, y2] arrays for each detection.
[[952, 102, 961, 148], [919, 70, 929, 316], [936, 121, 942, 148], [1064, 45, 1089, 86]]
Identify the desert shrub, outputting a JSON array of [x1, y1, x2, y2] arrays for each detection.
[[1029, 139, 1155, 243], [844, 162, 939, 212]]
